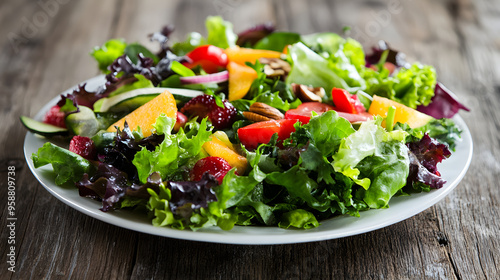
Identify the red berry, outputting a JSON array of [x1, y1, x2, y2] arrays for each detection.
[[173, 111, 188, 132], [43, 105, 66, 128], [180, 95, 237, 129], [190, 156, 232, 185], [69, 136, 96, 160]]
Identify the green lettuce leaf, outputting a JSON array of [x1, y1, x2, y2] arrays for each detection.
[[278, 209, 319, 229], [254, 32, 301, 51], [362, 63, 437, 108], [356, 141, 410, 208], [133, 116, 212, 183], [124, 43, 159, 64], [206, 16, 237, 49], [265, 165, 329, 211], [147, 184, 217, 230], [301, 33, 366, 89], [171, 32, 206, 56], [32, 142, 94, 185], [302, 110, 355, 156], [91, 39, 127, 73], [286, 43, 356, 94], [332, 118, 408, 190]]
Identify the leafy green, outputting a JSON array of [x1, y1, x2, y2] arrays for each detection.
[[91, 39, 127, 73], [32, 143, 95, 185], [170, 16, 237, 55], [254, 32, 301, 51], [416, 118, 462, 151], [171, 32, 206, 56], [124, 43, 159, 64], [170, 61, 196, 77], [108, 74, 154, 97], [394, 118, 462, 151], [332, 118, 408, 190], [301, 33, 366, 89], [356, 141, 410, 208], [132, 115, 212, 183], [362, 63, 437, 108], [286, 43, 356, 94], [206, 16, 237, 49], [278, 209, 319, 229], [301, 111, 355, 156]]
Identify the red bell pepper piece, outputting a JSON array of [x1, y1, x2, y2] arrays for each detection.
[[331, 88, 366, 114], [237, 119, 297, 150], [285, 102, 372, 124], [183, 45, 228, 74]]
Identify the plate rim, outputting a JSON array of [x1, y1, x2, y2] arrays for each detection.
[[23, 75, 473, 245]]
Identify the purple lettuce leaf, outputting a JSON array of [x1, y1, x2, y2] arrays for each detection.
[[56, 83, 105, 111], [167, 172, 218, 219], [76, 162, 162, 212], [105, 51, 188, 92], [406, 134, 451, 189], [236, 23, 275, 47], [75, 163, 129, 211], [106, 53, 160, 87], [365, 40, 410, 68], [99, 122, 165, 183], [149, 24, 175, 59], [416, 82, 470, 119]]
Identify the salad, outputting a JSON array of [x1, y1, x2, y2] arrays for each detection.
[[22, 16, 469, 231]]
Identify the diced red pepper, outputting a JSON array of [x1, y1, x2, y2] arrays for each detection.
[[183, 45, 228, 74], [237, 119, 297, 150], [331, 88, 366, 114], [285, 102, 372, 124]]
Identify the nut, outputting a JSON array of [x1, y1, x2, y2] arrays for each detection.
[[242, 111, 272, 122], [258, 58, 291, 80], [292, 83, 325, 102], [243, 102, 284, 122]]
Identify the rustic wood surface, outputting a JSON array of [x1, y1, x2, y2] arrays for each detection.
[[1, 0, 499, 279]]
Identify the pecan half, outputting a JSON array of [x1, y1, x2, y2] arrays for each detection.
[[243, 102, 284, 122], [292, 83, 325, 102], [258, 58, 291, 80]]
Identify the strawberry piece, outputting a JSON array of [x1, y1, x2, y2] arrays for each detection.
[[69, 136, 96, 160], [180, 95, 237, 129], [174, 111, 188, 132], [43, 105, 66, 128], [190, 156, 232, 184]]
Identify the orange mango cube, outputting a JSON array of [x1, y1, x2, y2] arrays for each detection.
[[107, 90, 177, 137]]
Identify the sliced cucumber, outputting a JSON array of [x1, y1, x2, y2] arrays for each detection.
[[106, 94, 158, 113], [94, 87, 204, 113], [66, 106, 101, 137], [20, 116, 69, 137]]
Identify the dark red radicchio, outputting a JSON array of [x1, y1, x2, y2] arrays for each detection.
[[76, 163, 162, 212], [167, 173, 218, 219], [236, 23, 275, 47], [406, 134, 452, 189], [416, 82, 470, 119]]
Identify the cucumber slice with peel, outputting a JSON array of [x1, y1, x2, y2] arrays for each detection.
[[20, 116, 68, 137], [66, 106, 101, 137], [94, 87, 204, 113]]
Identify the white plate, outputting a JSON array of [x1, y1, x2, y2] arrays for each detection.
[[24, 76, 473, 245]]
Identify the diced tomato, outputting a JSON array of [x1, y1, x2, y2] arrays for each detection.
[[183, 45, 228, 73], [285, 102, 372, 124], [237, 119, 298, 150], [331, 88, 366, 114]]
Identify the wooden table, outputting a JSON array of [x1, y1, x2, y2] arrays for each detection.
[[1, 0, 499, 279]]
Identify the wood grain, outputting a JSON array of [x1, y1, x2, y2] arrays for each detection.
[[1, 0, 499, 279]]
